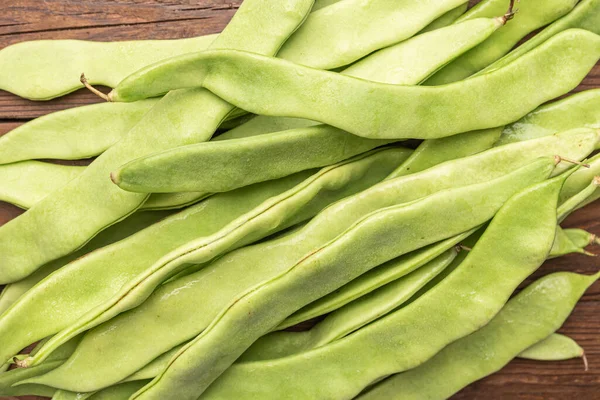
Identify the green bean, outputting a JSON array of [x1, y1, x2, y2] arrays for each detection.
[[113, 16, 507, 194], [560, 153, 600, 207], [197, 169, 564, 400], [52, 390, 95, 400], [0, 210, 171, 316], [0, 36, 217, 100], [498, 89, 600, 145], [242, 248, 460, 362], [0, 160, 207, 211], [129, 158, 556, 400], [417, 2, 468, 34], [276, 0, 466, 70], [113, 126, 393, 193], [389, 128, 503, 178], [109, 30, 600, 140], [277, 234, 471, 330], [0, 100, 157, 164], [0, 0, 315, 285], [27, 128, 597, 391], [11, 147, 409, 374], [0, 161, 84, 209], [518, 333, 585, 361], [425, 0, 578, 85], [87, 381, 150, 400], [358, 271, 597, 400], [479, 0, 600, 76]]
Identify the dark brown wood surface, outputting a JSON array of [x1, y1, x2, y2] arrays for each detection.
[[0, 1, 599, 399]]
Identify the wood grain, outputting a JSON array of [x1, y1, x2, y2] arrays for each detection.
[[0, 1, 599, 399]]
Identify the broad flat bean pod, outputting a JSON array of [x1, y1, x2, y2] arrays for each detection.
[[518, 333, 585, 361], [108, 30, 600, 139], [0, 161, 83, 209], [0, 210, 171, 316], [557, 176, 600, 222], [111, 16, 507, 194], [130, 159, 556, 400], [498, 89, 600, 145], [550, 227, 597, 258], [0, 161, 208, 211], [28, 128, 597, 391], [389, 88, 600, 180], [425, 0, 578, 85], [0, 0, 316, 285], [479, 0, 600, 75], [277, 234, 471, 330], [358, 271, 598, 400], [241, 248, 461, 362], [0, 36, 216, 100], [198, 170, 563, 400], [0, 100, 157, 164], [11, 147, 409, 372], [272, 0, 466, 70]]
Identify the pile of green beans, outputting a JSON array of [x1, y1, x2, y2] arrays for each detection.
[[1, 0, 599, 399]]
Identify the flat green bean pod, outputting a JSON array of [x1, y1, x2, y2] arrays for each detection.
[[0, 100, 157, 164], [557, 176, 600, 222], [241, 248, 460, 362], [13, 147, 410, 373], [518, 333, 585, 361], [564, 228, 599, 249], [550, 227, 595, 258], [358, 271, 597, 400], [52, 390, 95, 400], [498, 89, 600, 145], [479, 0, 600, 75], [28, 129, 597, 391], [0, 210, 171, 316], [278, 235, 470, 330], [0, 161, 84, 209], [425, 0, 578, 85], [112, 16, 506, 194], [272, 0, 466, 69], [0, 160, 207, 211], [109, 30, 600, 140], [0, 36, 216, 100], [0, 0, 316, 285], [141, 159, 557, 400]]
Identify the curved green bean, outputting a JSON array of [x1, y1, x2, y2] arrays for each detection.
[[0, 161, 84, 209], [479, 0, 600, 76], [358, 271, 597, 400], [425, 0, 578, 85], [498, 89, 600, 145], [0, 160, 207, 211], [276, 0, 466, 69], [242, 248, 460, 361], [12, 147, 409, 373], [564, 228, 599, 249], [109, 30, 600, 140], [557, 176, 600, 222], [26, 128, 597, 392], [550, 227, 594, 258], [0, 36, 216, 100], [112, 16, 506, 193], [137, 159, 557, 400], [518, 333, 584, 361], [0, 100, 157, 164], [277, 235, 469, 330], [0, 361, 63, 397], [0, 0, 315, 285], [0, 210, 171, 316]]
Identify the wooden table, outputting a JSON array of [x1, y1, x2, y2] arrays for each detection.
[[0, 1, 599, 399]]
